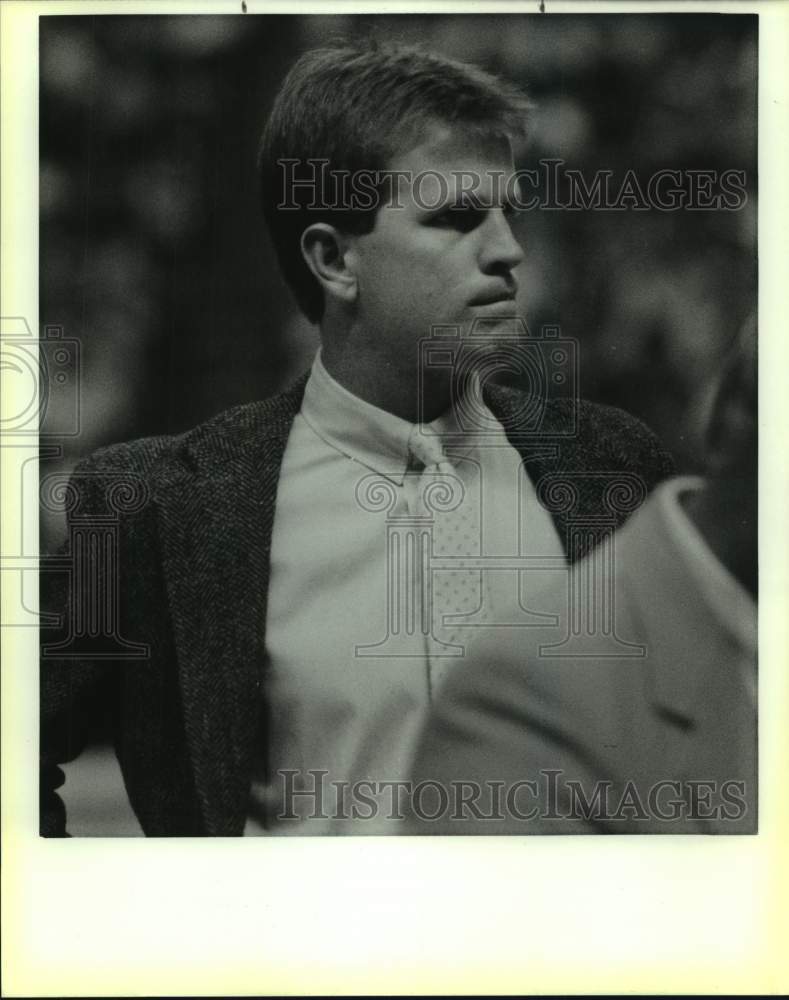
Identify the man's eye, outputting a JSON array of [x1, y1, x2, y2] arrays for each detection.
[[431, 207, 484, 232]]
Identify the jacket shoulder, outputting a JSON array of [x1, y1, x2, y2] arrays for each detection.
[[488, 383, 675, 482], [549, 396, 675, 476], [76, 431, 179, 477], [73, 374, 309, 481]]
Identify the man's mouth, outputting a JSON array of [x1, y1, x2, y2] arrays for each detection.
[[469, 287, 518, 306]]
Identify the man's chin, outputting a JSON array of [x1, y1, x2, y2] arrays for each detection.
[[460, 316, 525, 357], [416, 313, 526, 393], [463, 310, 525, 337]]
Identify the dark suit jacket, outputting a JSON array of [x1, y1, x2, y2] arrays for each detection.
[[40, 375, 674, 836]]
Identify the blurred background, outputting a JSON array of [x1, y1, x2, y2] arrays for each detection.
[[39, 12, 757, 833]]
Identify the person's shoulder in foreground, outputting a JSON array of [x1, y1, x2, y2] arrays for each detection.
[[404, 322, 758, 836]]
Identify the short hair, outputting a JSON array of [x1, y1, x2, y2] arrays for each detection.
[[258, 42, 533, 323]]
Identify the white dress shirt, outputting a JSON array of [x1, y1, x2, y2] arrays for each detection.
[[244, 351, 564, 834]]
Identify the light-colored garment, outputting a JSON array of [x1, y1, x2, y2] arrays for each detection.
[[245, 351, 564, 834], [406, 476, 757, 834]]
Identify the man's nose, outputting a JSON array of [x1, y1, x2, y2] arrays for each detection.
[[478, 208, 525, 272]]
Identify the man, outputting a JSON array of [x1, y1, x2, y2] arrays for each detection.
[[405, 321, 757, 834], [41, 43, 673, 836]]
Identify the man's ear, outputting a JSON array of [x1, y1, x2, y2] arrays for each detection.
[[300, 223, 358, 307]]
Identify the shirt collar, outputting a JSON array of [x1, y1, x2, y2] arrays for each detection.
[[300, 350, 479, 485]]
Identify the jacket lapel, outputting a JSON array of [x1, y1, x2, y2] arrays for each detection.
[[155, 378, 307, 834], [485, 384, 664, 562]]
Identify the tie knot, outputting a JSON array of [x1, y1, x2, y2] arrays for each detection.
[[407, 427, 451, 472]]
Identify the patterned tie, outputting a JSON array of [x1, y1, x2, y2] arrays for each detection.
[[406, 426, 482, 659]]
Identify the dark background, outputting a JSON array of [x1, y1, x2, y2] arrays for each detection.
[[40, 11, 757, 543]]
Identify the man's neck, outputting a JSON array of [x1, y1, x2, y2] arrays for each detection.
[[320, 347, 468, 424]]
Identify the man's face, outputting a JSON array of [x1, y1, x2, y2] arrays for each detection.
[[344, 124, 525, 379]]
